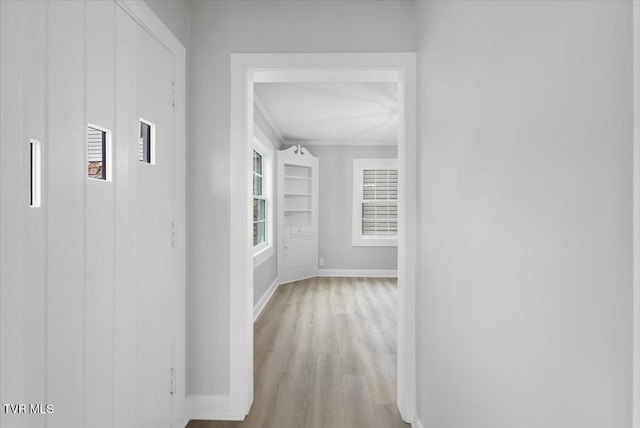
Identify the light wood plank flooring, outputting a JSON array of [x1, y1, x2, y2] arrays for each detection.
[[187, 276, 408, 428]]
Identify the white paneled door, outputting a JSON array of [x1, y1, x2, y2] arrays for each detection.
[[0, 2, 185, 428], [136, 28, 176, 428]]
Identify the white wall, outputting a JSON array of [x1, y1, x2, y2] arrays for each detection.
[[145, 0, 190, 48], [253, 246, 277, 307], [311, 145, 398, 271], [188, 0, 415, 396], [416, 1, 633, 427], [634, 3, 640, 427]]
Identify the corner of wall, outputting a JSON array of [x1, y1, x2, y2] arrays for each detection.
[[411, 416, 425, 428], [633, 3, 640, 427], [185, 394, 245, 422]]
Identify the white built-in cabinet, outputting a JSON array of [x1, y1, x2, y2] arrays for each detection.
[[0, 2, 185, 428], [277, 146, 319, 283]]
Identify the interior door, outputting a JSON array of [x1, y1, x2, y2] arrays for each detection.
[[136, 27, 176, 428]]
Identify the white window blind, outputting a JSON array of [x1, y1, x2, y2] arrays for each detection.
[[362, 168, 398, 236], [352, 158, 398, 247], [87, 127, 104, 163]]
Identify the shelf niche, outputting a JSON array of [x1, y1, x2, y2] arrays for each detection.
[[277, 145, 319, 282]]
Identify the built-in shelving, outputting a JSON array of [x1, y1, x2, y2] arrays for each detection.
[[283, 174, 312, 180], [277, 146, 319, 283]]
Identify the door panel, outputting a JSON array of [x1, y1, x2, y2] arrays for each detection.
[[46, 2, 87, 427], [1, 3, 182, 427], [283, 238, 314, 273], [85, 2, 116, 426], [136, 28, 175, 428]]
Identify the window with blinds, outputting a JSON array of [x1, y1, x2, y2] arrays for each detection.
[[352, 158, 398, 247], [362, 168, 398, 236]]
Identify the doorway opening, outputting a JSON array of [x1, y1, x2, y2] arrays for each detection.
[[230, 53, 417, 423]]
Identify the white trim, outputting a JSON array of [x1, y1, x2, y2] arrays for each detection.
[[253, 277, 280, 322], [230, 53, 417, 423], [254, 94, 285, 145], [252, 133, 274, 267], [317, 269, 397, 278], [115, 0, 183, 56], [253, 68, 400, 83], [253, 245, 274, 269], [254, 123, 278, 152], [277, 271, 319, 286], [289, 140, 397, 147], [352, 158, 399, 247], [397, 54, 418, 424], [138, 117, 156, 165], [29, 139, 42, 208], [253, 126, 276, 269], [633, 2, 640, 427], [186, 395, 245, 421], [354, 236, 398, 247], [412, 416, 425, 428], [86, 123, 113, 182], [230, 55, 255, 418]]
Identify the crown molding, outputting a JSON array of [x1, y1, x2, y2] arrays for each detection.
[[253, 94, 285, 145], [285, 140, 397, 147]]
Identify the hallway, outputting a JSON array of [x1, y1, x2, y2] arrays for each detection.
[[187, 277, 407, 428]]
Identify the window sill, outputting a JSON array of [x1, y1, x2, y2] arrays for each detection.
[[352, 236, 398, 247], [253, 244, 274, 268]]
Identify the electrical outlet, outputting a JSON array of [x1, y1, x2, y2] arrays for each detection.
[[319, 258, 324, 266]]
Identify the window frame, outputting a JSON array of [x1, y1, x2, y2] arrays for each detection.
[[139, 117, 156, 164], [352, 158, 399, 247], [252, 131, 274, 267], [87, 123, 112, 182], [29, 139, 42, 208]]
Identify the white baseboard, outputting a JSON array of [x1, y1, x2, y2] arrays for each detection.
[[316, 268, 397, 278], [186, 394, 245, 421], [412, 416, 425, 428], [278, 271, 318, 285], [254, 277, 279, 322]]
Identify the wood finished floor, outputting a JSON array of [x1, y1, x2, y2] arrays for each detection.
[[187, 276, 408, 428]]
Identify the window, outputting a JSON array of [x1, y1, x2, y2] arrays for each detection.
[[29, 139, 42, 208], [252, 131, 274, 266], [87, 124, 111, 181], [139, 118, 155, 164], [253, 149, 266, 246], [352, 158, 398, 247]]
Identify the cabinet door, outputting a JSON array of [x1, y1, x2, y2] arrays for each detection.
[[136, 26, 175, 428], [283, 238, 314, 274]]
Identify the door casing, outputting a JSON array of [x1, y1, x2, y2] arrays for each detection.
[[229, 53, 417, 423]]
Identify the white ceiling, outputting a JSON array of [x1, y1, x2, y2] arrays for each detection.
[[254, 82, 398, 145]]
